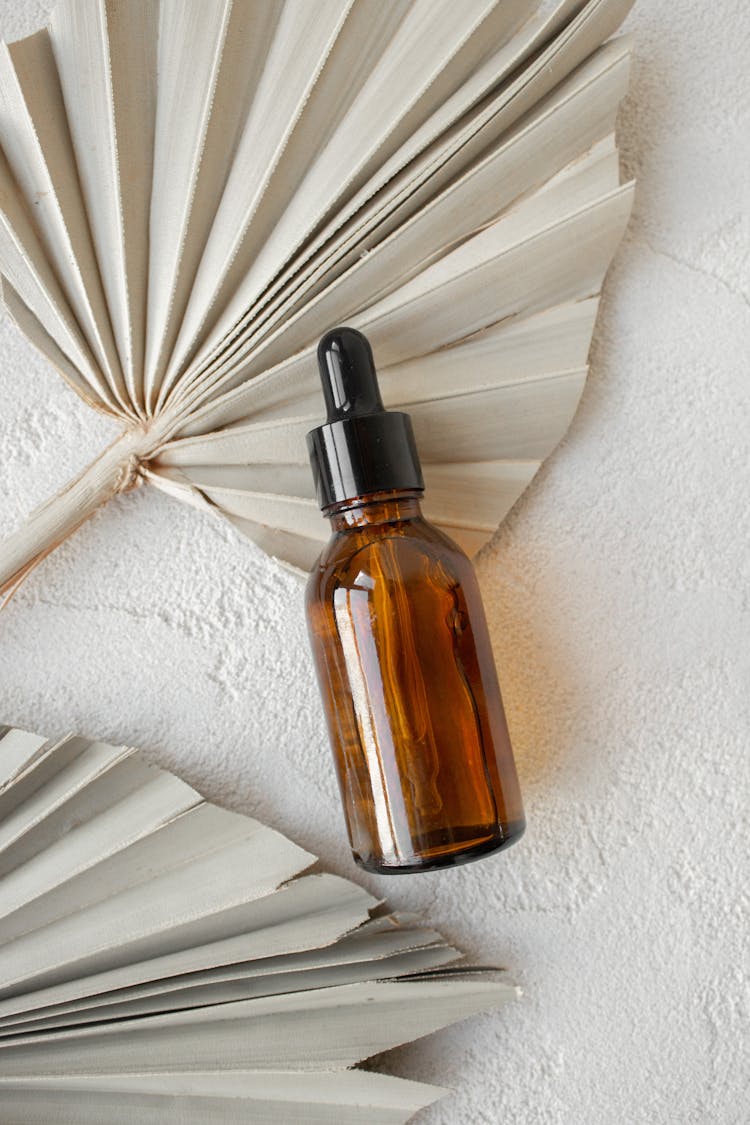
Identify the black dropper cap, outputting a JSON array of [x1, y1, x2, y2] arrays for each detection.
[[306, 327, 424, 511]]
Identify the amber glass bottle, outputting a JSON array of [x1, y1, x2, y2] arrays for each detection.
[[306, 328, 525, 874]]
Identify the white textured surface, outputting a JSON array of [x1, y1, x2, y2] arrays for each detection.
[[0, 3, 748, 1122]]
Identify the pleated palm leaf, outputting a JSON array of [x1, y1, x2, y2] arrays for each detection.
[[0, 0, 635, 595], [0, 723, 516, 1123]]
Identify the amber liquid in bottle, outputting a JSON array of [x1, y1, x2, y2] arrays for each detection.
[[307, 490, 525, 873], [305, 327, 525, 874]]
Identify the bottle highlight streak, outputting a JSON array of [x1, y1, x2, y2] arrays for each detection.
[[306, 327, 525, 873]]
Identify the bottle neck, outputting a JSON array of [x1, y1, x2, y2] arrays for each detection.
[[325, 489, 423, 531]]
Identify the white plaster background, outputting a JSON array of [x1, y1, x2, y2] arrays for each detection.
[[0, 2, 748, 1121]]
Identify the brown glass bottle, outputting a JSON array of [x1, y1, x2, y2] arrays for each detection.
[[305, 328, 525, 874]]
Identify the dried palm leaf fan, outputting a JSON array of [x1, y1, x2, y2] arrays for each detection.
[[0, 723, 516, 1123], [0, 0, 634, 595]]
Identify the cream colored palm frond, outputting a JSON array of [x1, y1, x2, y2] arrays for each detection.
[[0, 0, 635, 595], [0, 722, 516, 1123]]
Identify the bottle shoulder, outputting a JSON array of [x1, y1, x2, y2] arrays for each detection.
[[306, 516, 475, 605]]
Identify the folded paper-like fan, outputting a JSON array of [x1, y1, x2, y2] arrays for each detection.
[[0, 0, 634, 594], [0, 723, 516, 1123]]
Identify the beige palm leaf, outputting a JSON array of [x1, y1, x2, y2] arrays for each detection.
[[0, 0, 635, 595], [0, 723, 516, 1123]]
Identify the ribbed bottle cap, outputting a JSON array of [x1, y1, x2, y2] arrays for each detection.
[[306, 327, 424, 510]]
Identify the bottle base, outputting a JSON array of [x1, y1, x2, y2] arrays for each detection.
[[353, 817, 526, 875]]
